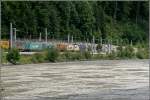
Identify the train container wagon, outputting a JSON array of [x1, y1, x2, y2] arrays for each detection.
[[43, 43, 54, 49], [73, 44, 80, 51], [78, 44, 86, 52], [57, 43, 67, 51], [0, 40, 9, 49], [16, 41, 26, 50], [66, 44, 74, 51], [24, 42, 44, 51]]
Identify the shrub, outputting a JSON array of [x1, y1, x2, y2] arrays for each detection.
[[31, 53, 45, 63], [136, 50, 144, 59], [116, 46, 124, 58], [93, 54, 104, 60], [64, 51, 91, 61], [20, 55, 32, 64], [124, 45, 135, 58], [117, 45, 135, 58], [71, 52, 81, 60], [1, 49, 7, 64], [136, 48, 148, 59], [64, 51, 72, 61], [6, 48, 20, 64], [107, 50, 117, 59], [83, 51, 91, 60], [117, 46, 123, 51], [46, 48, 59, 62]]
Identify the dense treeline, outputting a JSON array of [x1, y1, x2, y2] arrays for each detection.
[[1, 1, 149, 44]]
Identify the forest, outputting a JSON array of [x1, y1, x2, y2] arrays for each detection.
[[1, 1, 149, 44]]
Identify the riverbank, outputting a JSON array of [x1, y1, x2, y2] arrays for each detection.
[[1, 44, 148, 65]]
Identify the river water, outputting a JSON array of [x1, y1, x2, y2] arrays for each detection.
[[1, 60, 149, 100]]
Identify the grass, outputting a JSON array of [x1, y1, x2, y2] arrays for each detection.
[[20, 55, 32, 64]]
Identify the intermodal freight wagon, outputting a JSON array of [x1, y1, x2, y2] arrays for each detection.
[[0, 40, 9, 49], [17, 42, 54, 51]]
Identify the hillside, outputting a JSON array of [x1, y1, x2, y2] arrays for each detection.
[[1, 1, 149, 45]]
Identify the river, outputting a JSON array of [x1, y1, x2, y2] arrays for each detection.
[[1, 60, 149, 100]]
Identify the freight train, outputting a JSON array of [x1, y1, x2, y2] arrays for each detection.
[[0, 40, 91, 52], [0, 40, 117, 53]]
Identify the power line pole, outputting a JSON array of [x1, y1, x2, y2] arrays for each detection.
[[0, 2, 3, 100], [0, 1, 1, 67], [71, 35, 73, 43], [130, 40, 133, 46], [45, 28, 47, 43], [10, 23, 13, 49], [39, 32, 41, 42], [68, 34, 70, 43], [14, 28, 16, 43], [92, 36, 95, 54], [100, 38, 102, 45]]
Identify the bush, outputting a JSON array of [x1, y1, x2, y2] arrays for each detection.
[[6, 48, 20, 64], [117, 46, 123, 51], [46, 48, 59, 62], [124, 45, 135, 58], [0, 49, 7, 64], [64, 52, 81, 61], [136, 50, 144, 59], [31, 53, 45, 63], [64, 51, 72, 61], [64, 51, 91, 61], [116, 46, 124, 58], [117, 45, 135, 58], [93, 54, 104, 60], [71, 52, 81, 60], [83, 51, 91, 59], [136, 48, 148, 59], [107, 50, 117, 59], [20, 55, 32, 64]]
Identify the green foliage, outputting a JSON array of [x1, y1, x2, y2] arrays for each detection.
[[117, 46, 123, 51], [71, 52, 81, 60], [92, 54, 104, 60], [136, 47, 148, 59], [64, 51, 91, 61], [107, 51, 117, 59], [124, 45, 135, 58], [77, 1, 95, 38], [64, 51, 72, 60], [6, 48, 20, 64], [20, 55, 32, 64], [117, 45, 135, 58], [116, 46, 124, 58], [45, 48, 59, 62], [83, 51, 91, 59], [1, 49, 7, 64], [1, 1, 148, 43], [31, 53, 45, 63], [64, 52, 81, 61], [122, 22, 147, 44]]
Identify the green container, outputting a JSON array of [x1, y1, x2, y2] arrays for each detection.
[[24, 42, 43, 51], [46, 43, 54, 49], [24, 42, 54, 51]]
